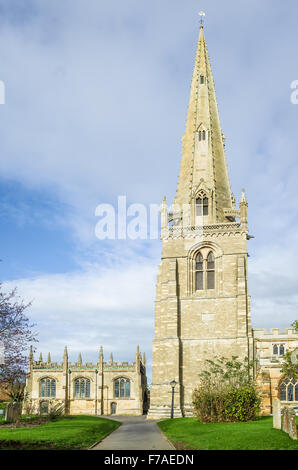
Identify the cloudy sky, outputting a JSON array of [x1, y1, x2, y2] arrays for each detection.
[[0, 0, 298, 381]]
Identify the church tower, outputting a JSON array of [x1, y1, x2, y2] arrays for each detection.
[[148, 24, 253, 419]]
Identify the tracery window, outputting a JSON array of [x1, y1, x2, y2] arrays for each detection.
[[114, 378, 130, 398], [195, 251, 215, 291], [74, 377, 91, 398], [40, 377, 56, 398], [280, 377, 298, 402], [196, 196, 208, 216]]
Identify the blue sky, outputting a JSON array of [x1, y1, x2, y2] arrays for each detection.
[[0, 0, 298, 381]]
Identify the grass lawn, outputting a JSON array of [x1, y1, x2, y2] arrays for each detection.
[[158, 416, 298, 450], [0, 415, 120, 450]]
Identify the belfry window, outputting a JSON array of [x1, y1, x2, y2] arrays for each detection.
[[74, 378, 91, 398], [279, 377, 298, 402], [196, 196, 208, 216], [195, 251, 215, 291], [40, 377, 56, 398], [114, 378, 130, 398]]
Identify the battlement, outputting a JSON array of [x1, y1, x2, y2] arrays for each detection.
[[30, 345, 145, 373], [252, 328, 298, 339], [32, 360, 138, 371], [32, 361, 63, 370]]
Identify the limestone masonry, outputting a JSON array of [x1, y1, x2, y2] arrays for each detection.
[[147, 25, 298, 419]]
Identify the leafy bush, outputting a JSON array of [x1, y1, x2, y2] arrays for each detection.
[[192, 356, 261, 423]]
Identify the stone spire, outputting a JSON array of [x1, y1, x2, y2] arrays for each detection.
[[47, 352, 51, 363], [29, 346, 34, 369], [99, 346, 103, 363], [63, 346, 68, 368], [109, 352, 113, 365], [78, 352, 82, 366], [175, 25, 232, 222], [39, 352, 43, 362]]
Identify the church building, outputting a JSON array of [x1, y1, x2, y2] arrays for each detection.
[[147, 24, 298, 419], [24, 346, 148, 416], [24, 22, 298, 419]]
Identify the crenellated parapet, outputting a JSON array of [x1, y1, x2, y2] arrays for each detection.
[[253, 328, 298, 339], [31, 345, 145, 373]]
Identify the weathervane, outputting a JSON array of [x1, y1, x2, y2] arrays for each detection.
[[199, 11, 206, 26]]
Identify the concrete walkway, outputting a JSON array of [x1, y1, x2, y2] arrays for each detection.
[[91, 415, 175, 450]]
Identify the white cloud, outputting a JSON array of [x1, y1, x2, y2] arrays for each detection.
[[3, 256, 157, 378]]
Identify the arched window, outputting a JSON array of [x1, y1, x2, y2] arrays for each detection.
[[195, 253, 204, 291], [198, 128, 207, 142], [114, 378, 130, 398], [279, 377, 298, 402], [206, 252, 215, 289], [40, 377, 56, 398], [273, 344, 285, 356], [200, 75, 204, 84], [74, 378, 90, 398], [195, 251, 215, 291], [196, 196, 208, 216]]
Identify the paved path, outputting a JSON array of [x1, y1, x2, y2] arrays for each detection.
[[91, 415, 175, 450]]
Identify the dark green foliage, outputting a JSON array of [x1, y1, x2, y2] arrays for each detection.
[[192, 356, 261, 423], [280, 351, 298, 380]]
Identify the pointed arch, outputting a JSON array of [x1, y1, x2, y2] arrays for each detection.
[[187, 242, 222, 295], [39, 377, 56, 398], [74, 377, 91, 398]]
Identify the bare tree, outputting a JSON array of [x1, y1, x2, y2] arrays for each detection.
[[0, 285, 37, 390]]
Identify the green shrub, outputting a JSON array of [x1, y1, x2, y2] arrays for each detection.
[[193, 356, 261, 423]]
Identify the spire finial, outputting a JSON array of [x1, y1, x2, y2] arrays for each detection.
[[78, 352, 82, 366], [199, 11, 206, 26]]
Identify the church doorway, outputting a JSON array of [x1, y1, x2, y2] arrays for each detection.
[[111, 402, 117, 415]]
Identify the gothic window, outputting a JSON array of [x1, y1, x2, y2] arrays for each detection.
[[195, 251, 215, 291], [273, 344, 285, 356], [40, 377, 56, 398], [196, 196, 208, 216], [198, 130, 207, 142], [206, 252, 215, 290], [279, 377, 298, 402], [200, 75, 204, 84], [195, 253, 204, 291], [114, 378, 130, 398], [74, 378, 91, 398]]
